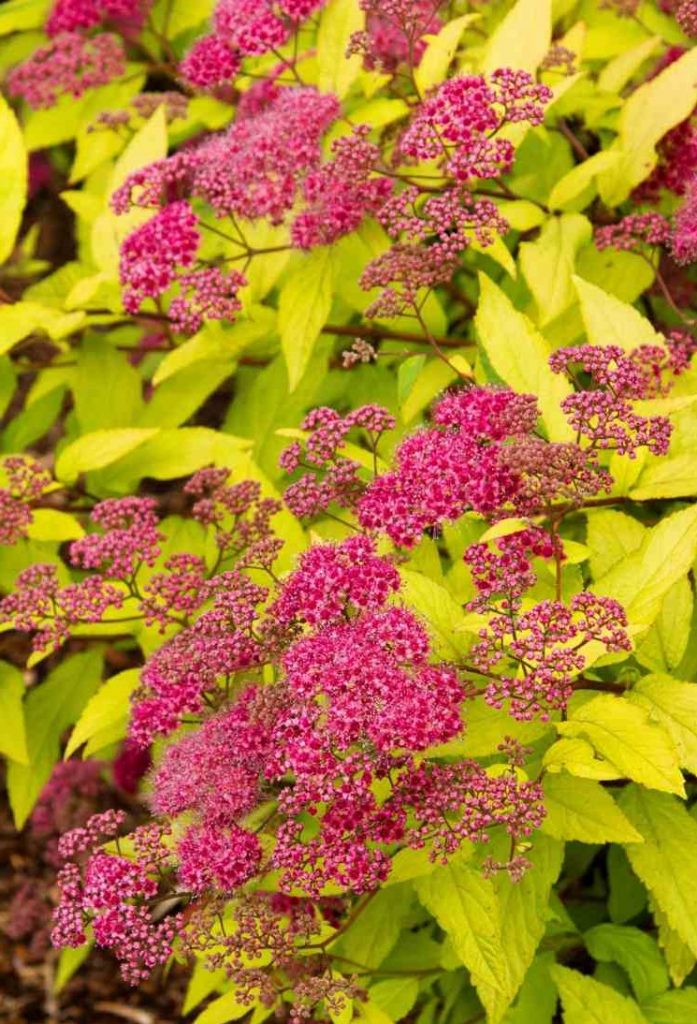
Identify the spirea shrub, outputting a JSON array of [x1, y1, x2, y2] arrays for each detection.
[[3, 0, 697, 1022]]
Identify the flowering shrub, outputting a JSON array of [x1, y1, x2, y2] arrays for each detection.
[[3, 0, 697, 1021]]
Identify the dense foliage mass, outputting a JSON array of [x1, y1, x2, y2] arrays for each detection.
[[3, 0, 697, 1021]]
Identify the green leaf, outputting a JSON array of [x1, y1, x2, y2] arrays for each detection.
[[0, 302, 86, 355], [475, 273, 573, 441], [0, 662, 28, 764], [548, 153, 622, 212], [586, 510, 646, 580], [551, 965, 649, 1024], [584, 924, 669, 1002], [0, 0, 50, 33], [635, 578, 693, 673], [153, 314, 276, 385], [399, 569, 471, 659], [317, 0, 364, 98], [55, 428, 159, 483], [573, 276, 664, 351], [65, 668, 140, 760], [503, 953, 557, 1024], [416, 837, 562, 1023], [597, 46, 697, 204], [415, 14, 478, 93], [519, 214, 591, 325], [6, 649, 103, 828], [619, 787, 697, 958], [641, 990, 697, 1024], [593, 505, 697, 629], [195, 990, 259, 1024], [53, 943, 92, 993], [482, 0, 551, 73], [543, 737, 622, 781], [608, 847, 647, 925], [629, 675, 697, 777], [369, 979, 418, 1022], [541, 774, 642, 843], [26, 509, 85, 542], [279, 249, 336, 392], [557, 695, 684, 795], [73, 337, 143, 432], [0, 93, 26, 266], [651, 901, 696, 988], [331, 885, 413, 969]]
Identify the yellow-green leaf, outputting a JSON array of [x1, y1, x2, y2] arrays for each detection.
[[415, 14, 478, 93], [548, 152, 621, 211], [65, 668, 140, 759], [279, 249, 336, 391], [541, 774, 642, 843], [573, 276, 664, 351], [557, 695, 684, 795], [475, 272, 573, 441], [0, 93, 27, 265], [482, 0, 551, 74], [55, 428, 159, 483], [26, 509, 85, 542], [551, 965, 649, 1024], [619, 787, 697, 958], [543, 737, 622, 781], [519, 214, 591, 324], [317, 0, 364, 98], [593, 505, 697, 629], [629, 675, 697, 776], [0, 662, 28, 765]]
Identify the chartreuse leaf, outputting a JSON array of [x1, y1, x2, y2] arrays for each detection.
[[518, 214, 591, 325], [573, 277, 664, 352], [279, 249, 336, 392], [0, 662, 28, 765], [651, 900, 696, 988], [635, 578, 693, 673], [91, 106, 168, 277], [317, 0, 363, 98], [482, 0, 551, 73], [0, 93, 26, 266], [597, 37, 661, 95], [182, 960, 227, 1015], [586, 510, 645, 581], [399, 569, 472, 658], [551, 965, 649, 1024], [543, 737, 622, 781], [6, 649, 103, 828], [641, 990, 697, 1024], [0, 0, 51, 33], [331, 885, 413, 969], [548, 153, 622, 212], [628, 675, 697, 778], [619, 787, 697, 958], [65, 668, 140, 759], [557, 696, 684, 795], [415, 14, 478, 93], [541, 774, 642, 843], [416, 836, 562, 1023], [475, 273, 573, 442], [194, 989, 259, 1024], [153, 313, 276, 385], [26, 509, 85, 542], [73, 336, 143, 431], [593, 505, 697, 629], [369, 978, 418, 1021], [584, 924, 669, 1002], [53, 944, 92, 994], [55, 428, 159, 483], [0, 302, 85, 355], [597, 46, 697, 204]]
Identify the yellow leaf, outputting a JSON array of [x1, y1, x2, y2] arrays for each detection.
[[0, 93, 27, 265], [415, 14, 479, 94], [573, 275, 664, 351], [482, 0, 552, 73], [317, 0, 363, 98]]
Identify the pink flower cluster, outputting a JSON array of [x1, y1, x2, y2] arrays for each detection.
[[672, 178, 697, 265], [181, 0, 328, 89], [281, 404, 395, 520], [549, 345, 673, 456], [0, 457, 52, 546], [595, 212, 671, 252], [53, 816, 180, 985], [7, 32, 126, 109], [472, 593, 631, 720], [348, 0, 442, 72], [399, 70, 552, 181], [46, 0, 148, 35]]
